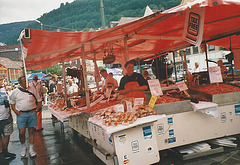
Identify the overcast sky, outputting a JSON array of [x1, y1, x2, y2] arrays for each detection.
[[0, 0, 75, 25]]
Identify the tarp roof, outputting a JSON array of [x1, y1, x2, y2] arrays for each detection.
[[22, 0, 240, 70]]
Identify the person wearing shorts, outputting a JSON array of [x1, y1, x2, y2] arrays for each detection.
[[10, 76, 41, 158], [0, 76, 16, 163]]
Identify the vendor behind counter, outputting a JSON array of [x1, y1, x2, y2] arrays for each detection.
[[118, 60, 148, 99]]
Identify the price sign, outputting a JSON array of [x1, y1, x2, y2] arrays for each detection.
[[148, 79, 163, 96], [134, 98, 144, 106], [126, 101, 133, 112], [209, 66, 223, 83], [148, 94, 157, 108], [114, 104, 124, 112], [176, 81, 188, 91]]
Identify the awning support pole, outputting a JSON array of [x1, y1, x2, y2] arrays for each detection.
[[165, 55, 169, 86], [173, 51, 177, 82], [19, 38, 28, 87], [138, 61, 141, 73], [62, 59, 67, 101], [81, 44, 90, 107], [204, 42, 209, 70], [155, 55, 160, 80], [183, 51, 189, 85], [94, 52, 100, 91]]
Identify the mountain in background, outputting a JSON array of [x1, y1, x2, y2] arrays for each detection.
[[0, 0, 181, 45], [0, 21, 34, 45]]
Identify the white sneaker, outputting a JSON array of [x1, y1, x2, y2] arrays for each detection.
[[29, 150, 37, 157], [20, 147, 27, 157]]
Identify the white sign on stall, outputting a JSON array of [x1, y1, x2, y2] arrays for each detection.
[[148, 79, 163, 96], [208, 66, 223, 83], [114, 104, 124, 112], [182, 8, 205, 46], [126, 101, 133, 112], [176, 81, 188, 91]]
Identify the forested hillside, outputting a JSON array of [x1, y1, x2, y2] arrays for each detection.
[[0, 21, 33, 44], [1, 0, 181, 45]]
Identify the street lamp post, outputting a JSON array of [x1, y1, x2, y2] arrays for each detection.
[[34, 19, 43, 30]]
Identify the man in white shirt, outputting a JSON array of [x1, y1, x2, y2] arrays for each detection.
[[67, 79, 78, 96], [100, 69, 118, 92], [28, 75, 43, 131], [10, 76, 41, 158], [193, 62, 200, 73]]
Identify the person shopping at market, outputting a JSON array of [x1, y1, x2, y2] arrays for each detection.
[[217, 59, 227, 75], [28, 75, 44, 131], [0, 76, 16, 163], [100, 69, 118, 92], [67, 79, 78, 96], [118, 60, 148, 99], [10, 76, 42, 158], [49, 74, 58, 93], [142, 70, 151, 80]]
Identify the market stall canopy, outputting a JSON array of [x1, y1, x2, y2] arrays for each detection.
[[22, 0, 240, 70], [208, 35, 240, 51]]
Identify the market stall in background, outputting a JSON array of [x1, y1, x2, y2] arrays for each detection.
[[19, 0, 240, 164]]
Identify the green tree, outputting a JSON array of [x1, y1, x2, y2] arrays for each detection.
[[30, 65, 62, 74]]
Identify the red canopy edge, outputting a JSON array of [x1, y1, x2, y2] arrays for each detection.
[[22, 0, 240, 70]]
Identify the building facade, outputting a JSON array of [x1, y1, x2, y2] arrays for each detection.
[[0, 45, 21, 61], [0, 57, 23, 84]]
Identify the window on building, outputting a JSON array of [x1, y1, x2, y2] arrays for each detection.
[[192, 46, 199, 54], [208, 45, 215, 51], [179, 50, 184, 57], [185, 48, 191, 55]]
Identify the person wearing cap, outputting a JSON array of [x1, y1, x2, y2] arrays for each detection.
[[29, 75, 44, 131], [10, 76, 42, 158], [0, 76, 16, 162]]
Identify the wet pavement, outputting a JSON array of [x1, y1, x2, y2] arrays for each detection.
[[3, 105, 240, 165]]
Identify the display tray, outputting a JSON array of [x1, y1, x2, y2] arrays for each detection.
[[154, 100, 192, 115], [189, 83, 240, 106]]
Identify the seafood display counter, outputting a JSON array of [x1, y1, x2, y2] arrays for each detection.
[[49, 83, 240, 164], [153, 83, 240, 152]]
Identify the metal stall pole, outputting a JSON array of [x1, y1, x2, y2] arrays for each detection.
[[173, 52, 178, 82], [165, 55, 169, 86], [138, 61, 141, 73], [183, 51, 189, 85], [81, 44, 90, 107], [62, 59, 67, 101], [229, 36, 234, 79], [94, 52, 100, 91], [19, 37, 28, 87], [204, 42, 209, 70], [155, 55, 160, 80], [61, 59, 67, 133]]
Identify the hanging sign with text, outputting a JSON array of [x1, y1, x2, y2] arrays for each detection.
[[176, 81, 188, 91], [182, 8, 205, 46], [209, 66, 223, 83], [148, 79, 163, 96]]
